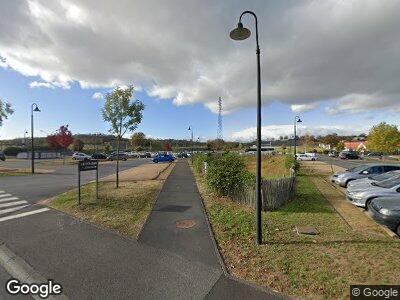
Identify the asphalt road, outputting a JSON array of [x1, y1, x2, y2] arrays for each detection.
[[0, 158, 151, 204], [318, 155, 400, 170]]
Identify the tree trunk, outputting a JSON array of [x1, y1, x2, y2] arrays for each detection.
[[116, 135, 120, 188]]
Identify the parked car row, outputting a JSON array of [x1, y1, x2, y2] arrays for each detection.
[[296, 153, 317, 161], [72, 151, 151, 161], [0, 151, 5, 161], [331, 163, 400, 236]]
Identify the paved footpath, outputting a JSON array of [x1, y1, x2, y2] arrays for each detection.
[[0, 160, 284, 299], [139, 160, 284, 299]]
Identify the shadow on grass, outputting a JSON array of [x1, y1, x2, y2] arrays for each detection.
[[262, 239, 399, 246]]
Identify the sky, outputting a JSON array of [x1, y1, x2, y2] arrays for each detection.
[[1, 0, 400, 142]]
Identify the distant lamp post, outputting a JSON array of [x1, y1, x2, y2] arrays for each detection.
[[31, 103, 41, 174], [294, 116, 302, 158], [188, 126, 194, 163], [23, 130, 28, 147], [230, 11, 263, 245]]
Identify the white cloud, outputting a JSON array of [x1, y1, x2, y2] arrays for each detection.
[[91, 92, 103, 99], [29, 81, 70, 89], [1, 0, 400, 114], [230, 124, 370, 142], [291, 103, 318, 113]]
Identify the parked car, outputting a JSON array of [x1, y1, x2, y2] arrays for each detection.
[[0, 151, 5, 161], [152, 153, 175, 163], [107, 153, 128, 161], [296, 154, 316, 161], [72, 152, 92, 161], [346, 177, 400, 208], [331, 164, 400, 187], [127, 151, 139, 158], [328, 151, 338, 157], [177, 152, 189, 158], [91, 153, 108, 160], [339, 151, 360, 160], [347, 170, 400, 190], [368, 197, 400, 236], [366, 152, 384, 157]]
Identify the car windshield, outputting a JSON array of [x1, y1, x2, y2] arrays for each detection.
[[346, 165, 366, 173], [373, 177, 400, 188], [369, 172, 399, 181]]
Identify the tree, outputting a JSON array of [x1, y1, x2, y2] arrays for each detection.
[[131, 132, 146, 149], [367, 122, 400, 154], [0, 98, 13, 127], [102, 85, 144, 188], [322, 134, 340, 148], [73, 139, 85, 151], [163, 142, 172, 152], [336, 141, 345, 151]]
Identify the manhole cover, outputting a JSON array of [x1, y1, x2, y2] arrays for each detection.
[[176, 219, 196, 229]]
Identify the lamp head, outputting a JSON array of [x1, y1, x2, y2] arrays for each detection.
[[188, 126, 191, 131], [230, 22, 251, 41], [297, 118, 302, 123], [32, 104, 40, 112]]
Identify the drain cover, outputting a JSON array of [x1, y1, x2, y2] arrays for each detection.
[[176, 219, 196, 229]]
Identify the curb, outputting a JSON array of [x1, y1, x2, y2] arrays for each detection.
[[0, 242, 69, 300]]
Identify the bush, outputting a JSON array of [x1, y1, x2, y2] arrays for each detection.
[[284, 154, 299, 172], [3, 146, 25, 156], [206, 152, 253, 197], [193, 153, 207, 173]]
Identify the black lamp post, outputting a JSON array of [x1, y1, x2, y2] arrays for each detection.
[[230, 11, 263, 245], [294, 116, 302, 159], [31, 103, 41, 174], [23, 130, 28, 147], [188, 126, 193, 163]]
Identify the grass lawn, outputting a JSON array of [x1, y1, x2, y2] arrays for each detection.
[[195, 171, 400, 299], [0, 171, 28, 176], [244, 155, 289, 179], [46, 180, 162, 238]]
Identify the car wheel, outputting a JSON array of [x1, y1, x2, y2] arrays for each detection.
[[365, 198, 375, 210], [154, 159, 158, 163], [312, 158, 315, 161]]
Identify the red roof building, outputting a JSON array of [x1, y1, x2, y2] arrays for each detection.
[[344, 141, 367, 151]]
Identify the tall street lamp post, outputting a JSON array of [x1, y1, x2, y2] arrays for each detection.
[[230, 11, 263, 245], [294, 116, 302, 159], [188, 126, 194, 163], [31, 103, 41, 174]]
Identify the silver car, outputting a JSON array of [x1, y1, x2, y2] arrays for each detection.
[[346, 177, 400, 208], [330, 164, 400, 187], [347, 170, 400, 191]]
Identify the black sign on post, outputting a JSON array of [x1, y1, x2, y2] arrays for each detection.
[[78, 160, 99, 205]]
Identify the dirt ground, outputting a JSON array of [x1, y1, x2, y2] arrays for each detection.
[[101, 162, 174, 182]]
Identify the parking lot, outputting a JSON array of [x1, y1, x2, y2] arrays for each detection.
[[303, 157, 400, 237]]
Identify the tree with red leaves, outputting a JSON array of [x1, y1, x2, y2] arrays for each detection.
[[46, 125, 74, 163], [163, 142, 172, 152]]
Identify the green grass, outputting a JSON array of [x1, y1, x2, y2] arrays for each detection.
[[47, 180, 161, 238], [244, 155, 289, 179], [195, 171, 400, 299], [0, 172, 28, 176]]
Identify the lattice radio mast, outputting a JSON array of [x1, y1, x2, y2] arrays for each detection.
[[217, 97, 223, 140]]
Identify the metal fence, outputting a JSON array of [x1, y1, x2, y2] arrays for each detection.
[[231, 176, 296, 211]]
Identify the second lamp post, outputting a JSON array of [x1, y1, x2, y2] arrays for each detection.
[[31, 103, 41, 174], [294, 116, 302, 159]]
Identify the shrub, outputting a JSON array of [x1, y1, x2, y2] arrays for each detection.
[[193, 153, 207, 173], [284, 154, 299, 172], [206, 152, 253, 196], [3, 146, 25, 156]]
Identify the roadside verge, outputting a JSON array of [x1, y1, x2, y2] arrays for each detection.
[[41, 162, 175, 239]]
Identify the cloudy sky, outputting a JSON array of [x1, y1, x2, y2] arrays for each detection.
[[1, 0, 400, 141]]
